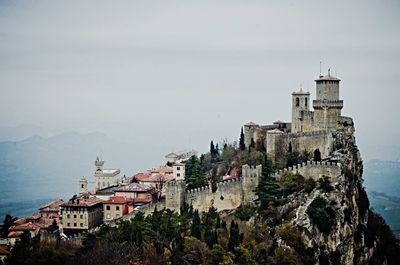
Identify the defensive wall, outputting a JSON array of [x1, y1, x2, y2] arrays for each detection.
[[165, 164, 261, 213], [272, 160, 342, 181], [267, 130, 334, 162]]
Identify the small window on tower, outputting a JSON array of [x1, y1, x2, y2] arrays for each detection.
[[296, 97, 300, 107], [305, 98, 308, 107]]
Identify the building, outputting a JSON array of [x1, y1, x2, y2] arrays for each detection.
[[135, 172, 175, 191], [94, 157, 120, 190], [39, 199, 64, 219], [243, 71, 352, 162], [173, 162, 185, 181], [114, 183, 157, 202], [165, 149, 198, 163], [79, 177, 88, 194], [103, 196, 133, 223], [60, 197, 103, 236]]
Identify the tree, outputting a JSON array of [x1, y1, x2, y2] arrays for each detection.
[[307, 196, 336, 234], [191, 210, 201, 240], [185, 156, 207, 190], [239, 127, 246, 151], [1, 214, 17, 237], [317, 175, 333, 192], [304, 178, 316, 193], [255, 153, 280, 209], [228, 221, 240, 251], [279, 172, 304, 193], [210, 141, 216, 155]]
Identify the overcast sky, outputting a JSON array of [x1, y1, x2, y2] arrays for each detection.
[[0, 0, 399, 155]]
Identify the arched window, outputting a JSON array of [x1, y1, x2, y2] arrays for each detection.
[[296, 97, 300, 107], [305, 97, 308, 107], [313, 149, 321, 162]]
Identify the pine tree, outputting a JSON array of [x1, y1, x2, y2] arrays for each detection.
[[228, 221, 241, 251], [210, 141, 215, 154], [239, 127, 246, 151]]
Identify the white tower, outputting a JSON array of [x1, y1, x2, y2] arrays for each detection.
[[79, 177, 88, 194], [173, 163, 185, 181]]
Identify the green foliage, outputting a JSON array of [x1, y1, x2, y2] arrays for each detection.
[[307, 197, 336, 234], [234, 205, 255, 221], [239, 127, 246, 151], [191, 209, 201, 239], [317, 175, 333, 192], [304, 178, 316, 193], [279, 172, 304, 193], [234, 245, 257, 265], [185, 155, 207, 190], [268, 247, 299, 265], [1, 214, 17, 237], [285, 151, 308, 168], [228, 221, 241, 251]]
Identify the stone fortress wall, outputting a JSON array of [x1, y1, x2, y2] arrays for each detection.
[[165, 165, 261, 213], [272, 161, 342, 181]]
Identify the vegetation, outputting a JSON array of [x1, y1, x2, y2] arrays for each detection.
[[304, 178, 316, 193], [317, 175, 333, 192], [185, 155, 207, 190], [279, 172, 304, 193], [307, 197, 336, 234]]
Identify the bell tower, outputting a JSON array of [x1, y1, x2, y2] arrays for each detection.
[[79, 177, 88, 194], [291, 88, 310, 133]]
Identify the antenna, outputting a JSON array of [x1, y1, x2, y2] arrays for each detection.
[[319, 61, 322, 76]]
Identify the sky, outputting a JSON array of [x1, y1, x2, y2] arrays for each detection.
[[0, 0, 400, 157]]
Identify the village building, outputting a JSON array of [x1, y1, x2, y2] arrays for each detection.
[[60, 197, 103, 236], [114, 182, 157, 203], [103, 196, 133, 223], [165, 149, 198, 163], [39, 199, 64, 219], [94, 157, 120, 190]]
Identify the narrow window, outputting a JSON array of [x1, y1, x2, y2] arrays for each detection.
[[106, 205, 110, 210], [305, 97, 308, 107], [296, 97, 300, 107], [116, 206, 120, 211]]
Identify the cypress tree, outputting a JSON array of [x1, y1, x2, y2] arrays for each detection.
[[239, 127, 246, 151], [228, 221, 240, 251], [191, 210, 201, 239]]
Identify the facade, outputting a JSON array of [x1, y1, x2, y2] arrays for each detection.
[[103, 196, 133, 223], [79, 177, 88, 194], [173, 162, 185, 180], [94, 157, 120, 190], [60, 197, 103, 236]]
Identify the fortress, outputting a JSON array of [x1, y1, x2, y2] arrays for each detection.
[[164, 71, 353, 213]]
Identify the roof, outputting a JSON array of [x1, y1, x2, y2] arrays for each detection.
[[61, 197, 103, 207], [7, 231, 23, 238], [134, 173, 152, 181], [10, 222, 41, 232], [150, 166, 173, 174], [0, 245, 9, 255], [315, 74, 340, 82], [105, 196, 134, 205], [114, 183, 154, 193], [138, 173, 175, 183], [39, 199, 64, 212], [292, 88, 310, 95], [267, 129, 284, 134]]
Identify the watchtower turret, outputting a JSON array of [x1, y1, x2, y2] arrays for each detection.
[[291, 88, 311, 133]]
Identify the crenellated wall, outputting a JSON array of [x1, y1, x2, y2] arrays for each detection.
[[272, 161, 342, 181], [165, 164, 261, 213]]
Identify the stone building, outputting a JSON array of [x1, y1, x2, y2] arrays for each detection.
[[243, 71, 352, 162], [114, 182, 158, 203], [103, 196, 133, 223], [60, 197, 103, 236], [94, 157, 120, 190]]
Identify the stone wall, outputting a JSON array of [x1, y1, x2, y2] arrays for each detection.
[[272, 161, 342, 181]]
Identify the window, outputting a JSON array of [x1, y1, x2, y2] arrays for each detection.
[[74, 223, 77, 227], [177, 167, 180, 170], [67, 223, 70, 227], [116, 206, 120, 211], [106, 205, 110, 210], [80, 215, 83, 219], [67, 214, 70, 219], [177, 173, 180, 177], [81, 184, 84, 188], [80, 223, 83, 227], [305, 97, 308, 107], [296, 97, 300, 107], [74, 214, 77, 218]]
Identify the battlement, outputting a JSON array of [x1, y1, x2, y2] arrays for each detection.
[[313, 99, 343, 109], [281, 130, 331, 138], [272, 161, 342, 180], [242, 164, 262, 178]]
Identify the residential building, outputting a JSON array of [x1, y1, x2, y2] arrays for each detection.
[[60, 197, 103, 236], [114, 183, 157, 202], [103, 196, 133, 223]]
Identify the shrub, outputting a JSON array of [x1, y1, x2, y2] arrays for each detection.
[[304, 178, 316, 193], [280, 172, 304, 193], [317, 176, 333, 192], [306, 197, 336, 234]]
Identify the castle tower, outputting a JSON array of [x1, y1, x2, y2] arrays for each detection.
[[94, 157, 120, 190], [95, 156, 104, 173], [165, 180, 186, 213], [313, 70, 343, 131], [291, 88, 311, 133], [244, 121, 258, 148], [79, 177, 88, 194], [173, 162, 185, 181]]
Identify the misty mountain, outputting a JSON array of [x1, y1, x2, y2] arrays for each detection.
[[0, 131, 163, 218]]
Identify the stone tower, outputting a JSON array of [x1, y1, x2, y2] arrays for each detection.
[[79, 177, 88, 194], [165, 180, 186, 213], [291, 88, 311, 133], [313, 70, 343, 131]]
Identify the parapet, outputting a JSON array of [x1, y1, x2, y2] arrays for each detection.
[[272, 161, 342, 179], [242, 164, 262, 178]]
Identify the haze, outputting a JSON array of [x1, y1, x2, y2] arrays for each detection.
[[1, 0, 400, 159]]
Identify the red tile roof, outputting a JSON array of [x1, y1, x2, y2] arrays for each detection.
[[105, 196, 134, 204], [0, 245, 9, 255], [62, 197, 103, 207], [39, 199, 64, 212], [8, 231, 23, 238], [114, 183, 154, 193], [134, 173, 151, 181]]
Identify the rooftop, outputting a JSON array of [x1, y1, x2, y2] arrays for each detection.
[[292, 88, 310, 95], [150, 166, 173, 174], [0, 245, 10, 255], [137, 173, 175, 183], [62, 197, 103, 207], [114, 182, 154, 193], [105, 196, 133, 205], [315, 71, 340, 82], [39, 199, 64, 212]]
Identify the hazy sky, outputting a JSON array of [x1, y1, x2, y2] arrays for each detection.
[[1, 0, 399, 155]]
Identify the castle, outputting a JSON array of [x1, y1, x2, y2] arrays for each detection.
[[164, 71, 353, 214], [244, 70, 353, 162]]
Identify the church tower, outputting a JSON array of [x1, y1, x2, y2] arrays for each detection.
[[291, 88, 311, 133], [313, 70, 343, 131], [79, 177, 88, 194]]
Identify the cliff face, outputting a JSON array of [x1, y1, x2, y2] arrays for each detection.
[[277, 124, 397, 265]]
